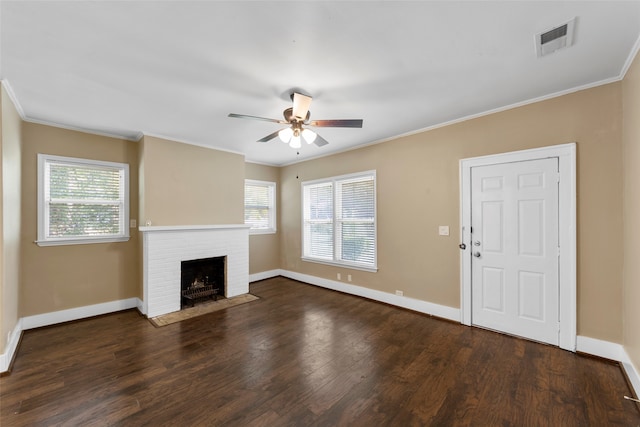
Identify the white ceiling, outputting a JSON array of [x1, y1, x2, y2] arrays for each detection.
[[2, 1, 639, 166]]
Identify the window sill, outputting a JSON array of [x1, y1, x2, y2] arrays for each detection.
[[35, 236, 130, 247], [302, 256, 378, 273], [249, 229, 277, 235]]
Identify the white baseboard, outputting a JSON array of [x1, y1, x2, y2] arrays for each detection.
[[136, 297, 146, 315], [21, 297, 140, 330], [4, 276, 639, 399], [576, 336, 626, 361], [279, 269, 460, 322], [269, 270, 640, 397], [622, 360, 640, 398], [1, 297, 141, 373], [0, 319, 24, 373], [249, 269, 282, 283]]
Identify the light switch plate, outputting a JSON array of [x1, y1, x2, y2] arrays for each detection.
[[439, 225, 450, 236]]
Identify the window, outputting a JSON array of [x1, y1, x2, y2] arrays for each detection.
[[302, 171, 376, 271], [37, 154, 130, 246], [244, 179, 276, 234]]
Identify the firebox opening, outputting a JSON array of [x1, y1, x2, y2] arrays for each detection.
[[180, 256, 226, 309]]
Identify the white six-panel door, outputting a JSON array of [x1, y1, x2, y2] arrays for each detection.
[[471, 158, 559, 345]]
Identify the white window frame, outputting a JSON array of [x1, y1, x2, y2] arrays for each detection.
[[37, 154, 130, 247], [302, 170, 377, 272], [244, 179, 277, 235]]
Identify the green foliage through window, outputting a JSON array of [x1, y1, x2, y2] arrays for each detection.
[[38, 154, 129, 245], [245, 180, 276, 233]]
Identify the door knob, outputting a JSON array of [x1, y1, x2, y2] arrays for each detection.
[[459, 243, 466, 250], [473, 252, 481, 258]]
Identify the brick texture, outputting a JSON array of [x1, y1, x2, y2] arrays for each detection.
[[142, 226, 249, 317]]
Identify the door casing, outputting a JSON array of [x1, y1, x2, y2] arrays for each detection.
[[459, 143, 576, 351]]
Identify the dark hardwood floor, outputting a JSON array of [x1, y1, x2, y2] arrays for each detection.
[[1, 277, 639, 426]]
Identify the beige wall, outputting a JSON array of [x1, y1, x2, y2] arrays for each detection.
[[1, 84, 22, 354], [623, 52, 640, 373], [139, 135, 244, 226], [0, 70, 632, 354], [14, 129, 246, 318], [20, 123, 140, 316], [281, 83, 624, 343], [245, 162, 281, 275]]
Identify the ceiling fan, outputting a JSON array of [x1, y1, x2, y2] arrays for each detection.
[[228, 92, 363, 149]]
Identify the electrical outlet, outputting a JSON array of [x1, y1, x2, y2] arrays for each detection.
[[337, 273, 341, 280], [395, 290, 404, 296], [439, 225, 450, 236], [347, 274, 352, 282]]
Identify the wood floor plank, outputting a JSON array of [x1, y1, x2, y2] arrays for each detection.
[[1, 277, 639, 426]]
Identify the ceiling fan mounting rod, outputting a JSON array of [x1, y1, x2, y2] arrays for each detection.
[[291, 121, 303, 137]]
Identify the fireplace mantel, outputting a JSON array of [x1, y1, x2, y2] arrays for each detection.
[[139, 224, 251, 232], [140, 224, 250, 317]]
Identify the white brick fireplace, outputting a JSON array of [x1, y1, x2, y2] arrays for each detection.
[[140, 224, 250, 318]]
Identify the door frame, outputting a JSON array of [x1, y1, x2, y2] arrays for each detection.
[[459, 143, 576, 351]]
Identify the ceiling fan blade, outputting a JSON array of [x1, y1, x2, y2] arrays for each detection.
[[308, 119, 363, 128], [313, 133, 329, 147], [228, 113, 286, 124], [292, 93, 312, 120], [257, 129, 283, 143]]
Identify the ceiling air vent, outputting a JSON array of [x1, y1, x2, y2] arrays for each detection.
[[535, 18, 576, 57]]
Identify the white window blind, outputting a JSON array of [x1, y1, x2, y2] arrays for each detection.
[[245, 180, 276, 234], [37, 154, 130, 246], [303, 171, 376, 270], [303, 182, 334, 260]]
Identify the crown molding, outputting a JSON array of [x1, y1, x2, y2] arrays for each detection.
[[278, 75, 623, 167], [621, 33, 640, 80], [2, 80, 142, 141], [23, 116, 140, 141], [0, 79, 26, 119], [141, 132, 245, 157], [4, 54, 633, 168]]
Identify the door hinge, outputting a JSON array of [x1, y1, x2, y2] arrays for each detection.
[[557, 246, 561, 256]]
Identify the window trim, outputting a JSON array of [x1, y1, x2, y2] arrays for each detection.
[[301, 170, 377, 272], [244, 179, 277, 235], [36, 154, 130, 247]]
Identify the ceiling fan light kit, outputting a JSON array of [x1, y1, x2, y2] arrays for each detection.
[[278, 127, 293, 143], [302, 128, 317, 144], [277, 121, 316, 148], [290, 134, 302, 149], [228, 91, 363, 150]]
